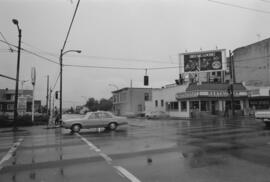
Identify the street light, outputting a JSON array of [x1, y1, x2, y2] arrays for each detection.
[[12, 18, 22, 130], [59, 49, 81, 121]]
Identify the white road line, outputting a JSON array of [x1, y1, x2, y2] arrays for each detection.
[[0, 138, 23, 171], [114, 166, 141, 182], [76, 133, 141, 182], [99, 152, 113, 164]]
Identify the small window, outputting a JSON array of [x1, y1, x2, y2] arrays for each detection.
[[144, 93, 150, 101], [161, 100, 164, 107], [217, 72, 221, 76], [155, 100, 158, 107], [169, 102, 178, 111]]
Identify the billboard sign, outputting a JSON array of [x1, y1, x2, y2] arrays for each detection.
[[179, 49, 226, 73]]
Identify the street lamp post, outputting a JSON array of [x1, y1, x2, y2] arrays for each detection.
[[12, 19, 22, 130], [59, 49, 81, 121]]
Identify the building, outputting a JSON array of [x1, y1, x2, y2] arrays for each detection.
[[112, 87, 152, 116], [234, 38, 270, 86], [0, 88, 41, 116], [146, 82, 249, 119], [145, 83, 189, 118], [233, 38, 270, 109]]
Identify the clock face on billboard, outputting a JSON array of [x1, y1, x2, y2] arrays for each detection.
[[182, 50, 224, 73]]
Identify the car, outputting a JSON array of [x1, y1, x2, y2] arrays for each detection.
[[145, 111, 169, 119], [62, 111, 128, 133], [255, 110, 270, 127]]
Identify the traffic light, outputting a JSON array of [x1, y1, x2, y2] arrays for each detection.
[[55, 91, 58, 99], [144, 75, 149, 86]]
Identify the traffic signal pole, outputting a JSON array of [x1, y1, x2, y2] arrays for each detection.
[[229, 50, 235, 116]]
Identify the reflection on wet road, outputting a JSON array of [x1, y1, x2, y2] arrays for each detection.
[[0, 117, 270, 182]]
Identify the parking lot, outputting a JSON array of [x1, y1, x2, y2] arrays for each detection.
[[1, 117, 270, 182]]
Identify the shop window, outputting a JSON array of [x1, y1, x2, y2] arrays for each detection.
[[190, 101, 199, 109], [234, 100, 241, 110], [169, 102, 178, 111], [161, 100, 164, 107], [7, 104, 14, 111], [181, 101, 187, 111], [201, 101, 210, 111]]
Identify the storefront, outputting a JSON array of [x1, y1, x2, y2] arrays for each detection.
[[176, 83, 249, 118]]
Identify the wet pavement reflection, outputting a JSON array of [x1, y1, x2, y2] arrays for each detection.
[[0, 117, 270, 181]]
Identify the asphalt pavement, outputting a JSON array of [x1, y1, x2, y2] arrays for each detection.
[[0, 117, 270, 182]]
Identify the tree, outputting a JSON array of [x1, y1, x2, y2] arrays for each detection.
[[99, 98, 113, 111], [85, 97, 113, 111]]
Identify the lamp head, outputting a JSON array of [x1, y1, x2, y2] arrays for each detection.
[[12, 19, 18, 25]]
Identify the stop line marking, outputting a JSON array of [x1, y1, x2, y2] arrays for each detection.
[[76, 133, 141, 182], [0, 138, 23, 171]]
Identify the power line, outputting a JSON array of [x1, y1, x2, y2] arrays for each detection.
[[0, 32, 14, 52], [0, 39, 59, 65], [52, 72, 60, 91], [61, 0, 81, 51], [64, 64, 146, 70], [21, 41, 59, 59], [208, 0, 270, 14], [66, 54, 178, 65]]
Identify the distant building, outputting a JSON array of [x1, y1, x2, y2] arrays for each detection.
[[0, 88, 41, 116], [112, 87, 152, 116]]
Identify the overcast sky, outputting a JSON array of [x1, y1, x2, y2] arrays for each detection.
[[1, 0, 270, 108]]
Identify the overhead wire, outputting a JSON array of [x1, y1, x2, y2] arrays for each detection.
[[208, 0, 270, 14], [61, 0, 80, 51], [0, 39, 59, 65], [0, 31, 14, 52]]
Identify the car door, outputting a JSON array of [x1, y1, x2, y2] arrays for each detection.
[[100, 112, 114, 126], [83, 112, 101, 128]]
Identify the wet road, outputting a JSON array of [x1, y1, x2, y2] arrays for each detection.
[[0, 117, 270, 182]]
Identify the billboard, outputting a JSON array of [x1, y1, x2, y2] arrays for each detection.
[[179, 49, 226, 73]]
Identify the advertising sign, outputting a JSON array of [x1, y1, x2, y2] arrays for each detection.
[[179, 49, 226, 73]]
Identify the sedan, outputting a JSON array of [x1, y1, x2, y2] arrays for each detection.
[[62, 111, 128, 133], [145, 111, 169, 119]]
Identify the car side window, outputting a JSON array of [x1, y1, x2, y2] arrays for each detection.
[[94, 113, 101, 119], [102, 112, 113, 118], [88, 113, 95, 119]]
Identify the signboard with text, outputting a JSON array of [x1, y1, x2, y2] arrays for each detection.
[[179, 49, 226, 73], [18, 96, 27, 113]]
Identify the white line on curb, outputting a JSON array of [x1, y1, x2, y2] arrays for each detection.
[[0, 138, 23, 171]]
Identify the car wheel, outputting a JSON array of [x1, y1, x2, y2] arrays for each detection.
[[108, 122, 117, 131], [71, 124, 81, 133]]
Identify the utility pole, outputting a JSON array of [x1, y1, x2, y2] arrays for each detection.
[[60, 49, 63, 121], [229, 50, 235, 116], [12, 19, 22, 130], [46, 75, 49, 115]]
